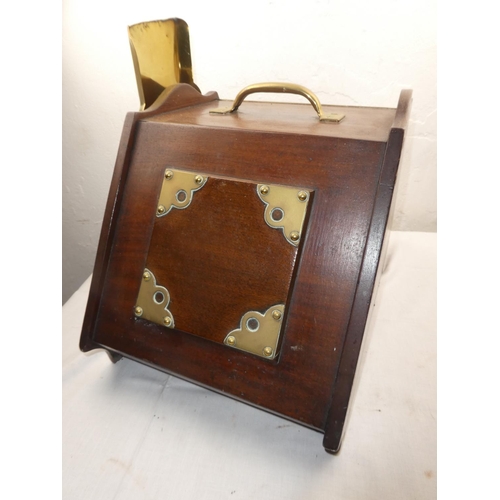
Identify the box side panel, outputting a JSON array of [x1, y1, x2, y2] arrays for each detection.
[[322, 90, 412, 452], [323, 128, 407, 452], [79, 112, 137, 360]]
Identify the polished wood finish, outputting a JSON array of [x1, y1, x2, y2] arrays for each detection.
[[80, 84, 218, 361], [80, 84, 411, 451], [149, 99, 396, 142], [323, 89, 413, 452]]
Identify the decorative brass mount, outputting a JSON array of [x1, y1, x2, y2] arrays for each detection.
[[134, 269, 174, 328], [157, 169, 208, 217], [257, 184, 311, 246], [224, 305, 285, 360]]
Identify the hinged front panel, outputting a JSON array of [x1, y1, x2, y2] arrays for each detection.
[[89, 107, 390, 431], [134, 168, 312, 360]]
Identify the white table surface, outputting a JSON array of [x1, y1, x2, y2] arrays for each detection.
[[63, 231, 436, 500]]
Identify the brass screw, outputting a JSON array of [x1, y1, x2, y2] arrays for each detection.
[[157, 205, 166, 215], [298, 191, 308, 201], [194, 174, 204, 184], [143, 271, 151, 281], [134, 306, 143, 317], [165, 170, 173, 180], [263, 347, 273, 357], [227, 335, 236, 346], [290, 231, 300, 242], [260, 185, 270, 195], [272, 310, 282, 321], [163, 316, 172, 327]]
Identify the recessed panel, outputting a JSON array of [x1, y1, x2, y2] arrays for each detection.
[[134, 168, 313, 360]]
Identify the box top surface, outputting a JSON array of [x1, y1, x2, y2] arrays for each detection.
[[145, 99, 396, 143]]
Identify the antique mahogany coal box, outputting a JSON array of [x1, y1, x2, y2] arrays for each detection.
[[80, 19, 412, 454]]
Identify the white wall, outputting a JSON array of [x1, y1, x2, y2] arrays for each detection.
[[62, 0, 436, 303]]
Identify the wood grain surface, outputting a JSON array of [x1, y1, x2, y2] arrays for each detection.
[[323, 90, 413, 452], [80, 84, 218, 361], [80, 84, 411, 450], [148, 99, 396, 142], [144, 175, 303, 346]]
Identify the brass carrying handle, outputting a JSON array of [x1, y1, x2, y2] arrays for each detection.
[[209, 82, 345, 123]]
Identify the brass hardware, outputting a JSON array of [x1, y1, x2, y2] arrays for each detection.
[[298, 191, 308, 202], [135, 268, 174, 328], [128, 19, 199, 110], [157, 168, 208, 217], [224, 304, 285, 360], [257, 184, 311, 246], [272, 309, 282, 321], [209, 82, 345, 123]]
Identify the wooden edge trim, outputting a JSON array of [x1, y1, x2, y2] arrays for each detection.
[[139, 84, 218, 118], [322, 125, 406, 453], [392, 89, 413, 130], [79, 111, 137, 353], [79, 84, 219, 355]]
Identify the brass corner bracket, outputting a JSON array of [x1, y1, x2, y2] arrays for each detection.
[[134, 268, 175, 328], [257, 184, 311, 246], [224, 305, 285, 360], [157, 169, 208, 217]]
